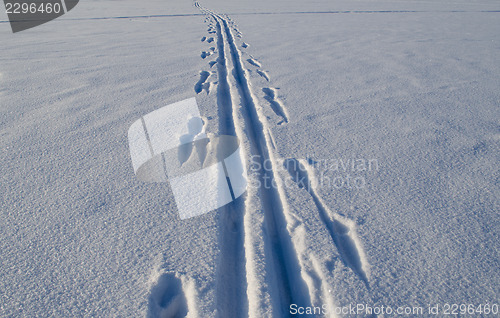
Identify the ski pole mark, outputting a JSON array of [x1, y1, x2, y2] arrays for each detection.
[[262, 87, 288, 124], [256, 70, 270, 82], [246, 58, 261, 68]]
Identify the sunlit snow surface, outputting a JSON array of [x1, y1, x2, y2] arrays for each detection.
[[0, 0, 499, 317]]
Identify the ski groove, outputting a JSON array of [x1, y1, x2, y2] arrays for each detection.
[[212, 8, 248, 318], [215, 11, 313, 316], [256, 70, 270, 82], [196, 1, 314, 315], [262, 87, 289, 124], [196, 3, 249, 317]]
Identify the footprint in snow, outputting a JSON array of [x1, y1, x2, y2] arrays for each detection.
[[148, 273, 188, 318]]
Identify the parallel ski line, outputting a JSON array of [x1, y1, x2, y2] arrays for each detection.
[[196, 2, 314, 315], [214, 12, 313, 315], [195, 3, 249, 316], [208, 10, 268, 317], [210, 9, 249, 317]]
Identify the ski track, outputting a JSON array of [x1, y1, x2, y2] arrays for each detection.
[[194, 1, 371, 315], [216, 16, 313, 316], [203, 7, 249, 317], [196, 0, 370, 304], [284, 158, 371, 288], [195, 1, 314, 316]]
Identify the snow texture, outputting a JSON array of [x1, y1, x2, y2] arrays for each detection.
[[0, 0, 499, 317]]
